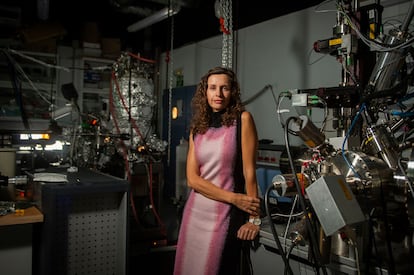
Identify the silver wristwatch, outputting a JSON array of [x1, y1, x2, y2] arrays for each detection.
[[248, 217, 262, 226]]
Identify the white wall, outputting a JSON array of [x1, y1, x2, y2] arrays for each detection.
[[158, 1, 412, 145]]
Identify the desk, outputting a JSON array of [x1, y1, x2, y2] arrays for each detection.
[[0, 206, 44, 275], [0, 206, 43, 226]]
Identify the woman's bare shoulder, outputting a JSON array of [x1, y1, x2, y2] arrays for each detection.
[[241, 111, 254, 122]]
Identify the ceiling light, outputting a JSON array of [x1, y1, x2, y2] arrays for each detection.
[[127, 6, 180, 32]]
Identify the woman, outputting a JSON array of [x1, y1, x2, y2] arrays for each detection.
[[174, 66, 261, 275]]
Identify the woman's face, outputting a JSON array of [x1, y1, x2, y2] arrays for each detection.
[[206, 74, 231, 112]]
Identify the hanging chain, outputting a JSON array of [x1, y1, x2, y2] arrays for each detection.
[[167, 1, 175, 166], [220, 0, 233, 68]]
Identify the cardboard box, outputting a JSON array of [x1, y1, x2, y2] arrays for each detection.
[[81, 22, 100, 44], [25, 38, 57, 53], [20, 22, 66, 43], [101, 38, 121, 59]]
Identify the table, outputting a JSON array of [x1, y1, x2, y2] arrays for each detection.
[[0, 206, 44, 275], [0, 206, 43, 226]]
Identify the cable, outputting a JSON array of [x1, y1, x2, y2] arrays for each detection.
[[308, 95, 329, 132], [276, 91, 298, 136], [285, 241, 299, 274], [145, 161, 166, 231], [349, 239, 361, 275], [7, 52, 51, 105], [282, 195, 301, 247], [2, 50, 30, 130], [341, 103, 365, 180], [272, 211, 304, 219], [166, 0, 175, 168], [241, 84, 273, 105], [111, 64, 145, 141], [378, 180, 397, 275], [264, 183, 294, 275], [364, 208, 384, 275], [285, 116, 328, 275], [8, 48, 70, 72], [277, 92, 290, 129], [68, 120, 78, 166], [110, 70, 140, 226], [284, 245, 298, 275], [126, 51, 156, 64]]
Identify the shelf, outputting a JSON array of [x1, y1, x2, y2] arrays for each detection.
[[77, 56, 115, 115], [82, 86, 111, 94], [0, 117, 50, 133], [0, 80, 54, 91], [0, 50, 57, 123], [256, 161, 279, 168]]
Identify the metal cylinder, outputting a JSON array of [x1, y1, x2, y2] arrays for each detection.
[[291, 115, 325, 149], [271, 173, 308, 196], [366, 125, 399, 170], [319, 227, 332, 264], [367, 32, 406, 93], [331, 232, 349, 257]]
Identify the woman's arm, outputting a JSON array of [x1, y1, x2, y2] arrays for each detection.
[[237, 111, 262, 240], [241, 111, 259, 200]]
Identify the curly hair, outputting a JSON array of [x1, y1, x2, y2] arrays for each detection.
[[190, 66, 245, 135]]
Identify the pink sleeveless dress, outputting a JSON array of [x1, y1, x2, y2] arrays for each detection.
[[174, 115, 247, 275]]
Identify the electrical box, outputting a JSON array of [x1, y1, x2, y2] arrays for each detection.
[[305, 174, 365, 236]]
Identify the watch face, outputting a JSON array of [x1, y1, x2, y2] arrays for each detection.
[[250, 218, 262, 225]]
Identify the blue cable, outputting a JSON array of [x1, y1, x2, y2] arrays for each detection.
[[390, 110, 414, 117], [341, 103, 366, 179]]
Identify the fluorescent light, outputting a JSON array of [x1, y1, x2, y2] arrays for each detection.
[[20, 133, 49, 140], [127, 6, 180, 32]]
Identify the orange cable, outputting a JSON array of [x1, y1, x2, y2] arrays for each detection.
[[147, 161, 166, 233], [126, 51, 157, 64], [111, 71, 140, 226]]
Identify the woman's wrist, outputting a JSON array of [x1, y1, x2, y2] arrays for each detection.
[[248, 217, 262, 226]]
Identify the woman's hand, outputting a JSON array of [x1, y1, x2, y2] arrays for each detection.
[[237, 222, 260, 240], [232, 193, 261, 216]]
